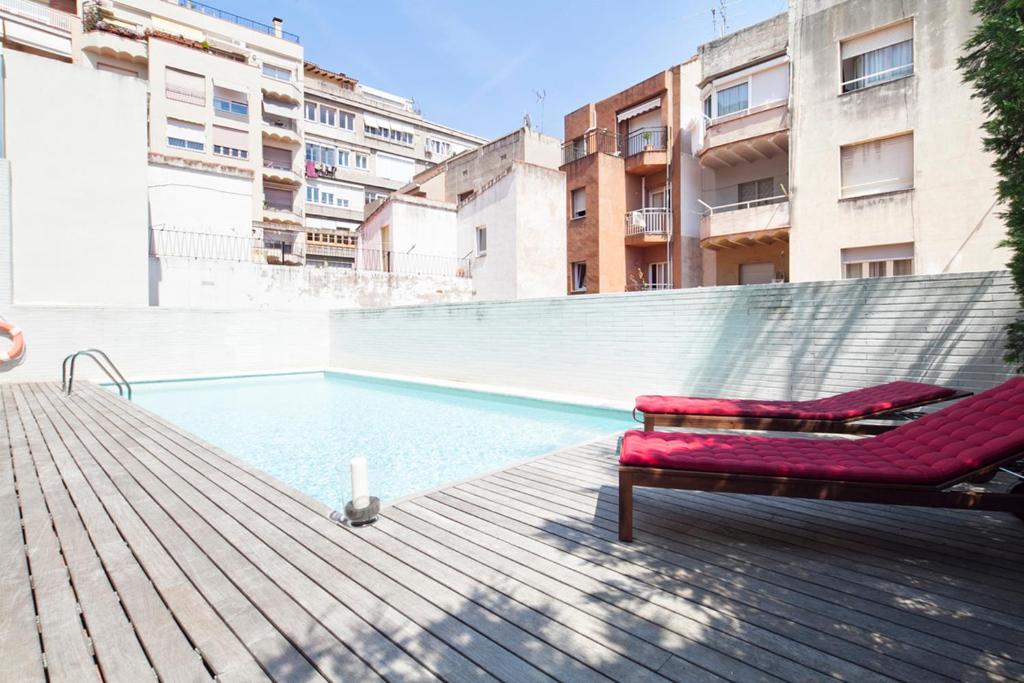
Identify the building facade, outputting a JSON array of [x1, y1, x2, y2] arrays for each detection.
[[562, 0, 1008, 293], [302, 62, 485, 268]]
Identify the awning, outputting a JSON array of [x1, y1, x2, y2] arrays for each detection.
[[617, 97, 661, 123], [363, 114, 387, 129], [389, 119, 414, 135], [263, 99, 298, 119]]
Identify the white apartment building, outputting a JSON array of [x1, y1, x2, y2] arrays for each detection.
[[301, 62, 485, 268], [695, 0, 1007, 286]]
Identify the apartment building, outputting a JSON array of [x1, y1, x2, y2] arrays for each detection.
[[362, 126, 567, 300], [0, 0, 76, 61], [564, 0, 1007, 293], [560, 63, 704, 295], [302, 62, 485, 268]]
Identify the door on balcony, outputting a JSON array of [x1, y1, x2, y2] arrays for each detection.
[[737, 178, 775, 208], [647, 189, 666, 209], [739, 262, 775, 285], [648, 262, 669, 290]]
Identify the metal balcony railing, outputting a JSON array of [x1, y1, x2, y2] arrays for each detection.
[[175, 0, 300, 42], [621, 126, 667, 157], [0, 0, 74, 32], [624, 208, 670, 236], [561, 129, 618, 165], [701, 178, 789, 214]]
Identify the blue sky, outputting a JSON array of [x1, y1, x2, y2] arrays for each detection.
[[210, 0, 787, 140]]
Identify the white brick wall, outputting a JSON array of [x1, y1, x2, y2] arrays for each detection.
[[329, 271, 1019, 403]]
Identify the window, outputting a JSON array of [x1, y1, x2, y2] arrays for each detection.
[[841, 133, 913, 198], [475, 226, 487, 256], [319, 105, 336, 126], [841, 21, 913, 93], [338, 111, 355, 130], [427, 138, 452, 157], [716, 82, 748, 117], [739, 262, 775, 285], [98, 62, 138, 78], [366, 190, 387, 204], [648, 262, 668, 289], [571, 262, 587, 293], [841, 243, 914, 279], [166, 118, 205, 152], [355, 154, 368, 170], [165, 67, 205, 105], [702, 94, 712, 120], [304, 102, 316, 121], [737, 177, 777, 206], [212, 126, 248, 159], [213, 87, 248, 118], [337, 150, 350, 167], [262, 63, 291, 81], [571, 188, 586, 219], [307, 143, 341, 167]]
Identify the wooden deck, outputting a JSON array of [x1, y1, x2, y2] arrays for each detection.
[[2, 381, 1023, 682]]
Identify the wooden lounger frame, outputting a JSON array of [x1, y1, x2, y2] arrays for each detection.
[[637, 389, 974, 435], [618, 450, 1024, 542]]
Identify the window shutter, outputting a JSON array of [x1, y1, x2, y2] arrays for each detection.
[[213, 126, 248, 150], [841, 21, 912, 59], [167, 118, 205, 145], [841, 133, 913, 197], [166, 67, 204, 91]]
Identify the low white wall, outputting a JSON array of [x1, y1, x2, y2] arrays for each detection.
[[330, 271, 1018, 403], [149, 257, 475, 309], [0, 305, 327, 383]]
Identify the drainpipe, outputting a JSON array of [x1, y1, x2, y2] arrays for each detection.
[[666, 124, 673, 289]]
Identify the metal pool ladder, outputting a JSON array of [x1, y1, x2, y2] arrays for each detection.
[[62, 349, 132, 400]]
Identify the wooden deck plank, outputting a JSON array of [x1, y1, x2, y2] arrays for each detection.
[[40, 385, 354, 683], [546, 447, 1024, 624], [8, 386, 160, 683], [2, 386, 100, 683], [24, 385, 268, 683], [465, 469, 1023, 681], [4, 380, 1023, 683], [488, 464, 1024, 676], [507, 458, 1024, 651], [66, 385, 449, 683], [0, 389, 46, 683], [78, 384, 582, 683], [30, 385, 319, 682]]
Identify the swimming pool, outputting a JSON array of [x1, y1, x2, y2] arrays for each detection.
[[129, 372, 632, 509]]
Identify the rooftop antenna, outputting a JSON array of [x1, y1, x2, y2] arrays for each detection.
[[719, 0, 730, 35], [531, 89, 546, 134]]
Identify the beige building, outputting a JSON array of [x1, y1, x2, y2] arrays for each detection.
[[301, 62, 485, 268], [565, 0, 1008, 292]]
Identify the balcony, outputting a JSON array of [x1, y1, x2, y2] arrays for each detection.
[[621, 127, 667, 175], [80, 25, 148, 64], [700, 195, 790, 250], [261, 159, 300, 185], [699, 102, 789, 169], [624, 208, 670, 245], [560, 129, 617, 166], [261, 117, 300, 145], [1, 0, 77, 60], [262, 200, 302, 225]]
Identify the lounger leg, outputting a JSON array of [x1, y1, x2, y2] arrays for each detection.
[[643, 414, 654, 432], [619, 470, 634, 542]]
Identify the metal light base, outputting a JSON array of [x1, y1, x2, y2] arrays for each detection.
[[335, 496, 380, 527]]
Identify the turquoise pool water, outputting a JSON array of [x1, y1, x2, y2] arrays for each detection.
[[129, 372, 632, 509]]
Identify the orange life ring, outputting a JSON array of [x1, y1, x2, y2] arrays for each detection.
[[0, 321, 24, 363]]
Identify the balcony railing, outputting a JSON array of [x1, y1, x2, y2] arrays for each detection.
[[561, 129, 617, 165], [621, 127, 667, 157], [262, 116, 298, 133], [0, 0, 74, 32], [701, 193, 788, 215], [624, 208, 670, 236], [149, 228, 471, 277], [263, 159, 294, 171], [175, 0, 300, 43]]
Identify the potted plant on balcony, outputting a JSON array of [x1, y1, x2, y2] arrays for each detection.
[[641, 130, 653, 152]]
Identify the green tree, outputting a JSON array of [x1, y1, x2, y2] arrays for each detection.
[[959, 0, 1024, 371]]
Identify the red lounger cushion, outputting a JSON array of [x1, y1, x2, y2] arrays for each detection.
[[635, 380, 957, 421], [621, 378, 1024, 486]]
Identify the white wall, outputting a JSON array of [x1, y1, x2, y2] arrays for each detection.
[[6, 51, 149, 305], [392, 200, 458, 257], [148, 163, 253, 235], [0, 305, 328, 383], [149, 256, 474, 309], [457, 173, 518, 301], [329, 271, 1017, 404]]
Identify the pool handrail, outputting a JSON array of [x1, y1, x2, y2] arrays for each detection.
[[62, 348, 132, 400]]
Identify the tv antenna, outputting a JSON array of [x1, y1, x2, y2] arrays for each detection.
[[532, 88, 546, 134]]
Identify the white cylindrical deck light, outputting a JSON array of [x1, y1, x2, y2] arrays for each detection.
[[351, 457, 369, 509]]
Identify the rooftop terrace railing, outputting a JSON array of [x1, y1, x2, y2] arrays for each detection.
[[175, 0, 299, 43], [0, 0, 75, 32]]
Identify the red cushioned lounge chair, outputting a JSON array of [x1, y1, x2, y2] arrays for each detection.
[[635, 380, 971, 435], [618, 378, 1024, 541]]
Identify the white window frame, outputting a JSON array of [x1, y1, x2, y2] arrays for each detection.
[[840, 20, 914, 94], [338, 111, 355, 131], [262, 63, 291, 81], [354, 153, 368, 170], [647, 262, 669, 289], [475, 226, 487, 256], [304, 102, 316, 121], [571, 261, 587, 293], [319, 105, 336, 126], [840, 132, 914, 199], [337, 150, 350, 167], [571, 188, 586, 219]]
